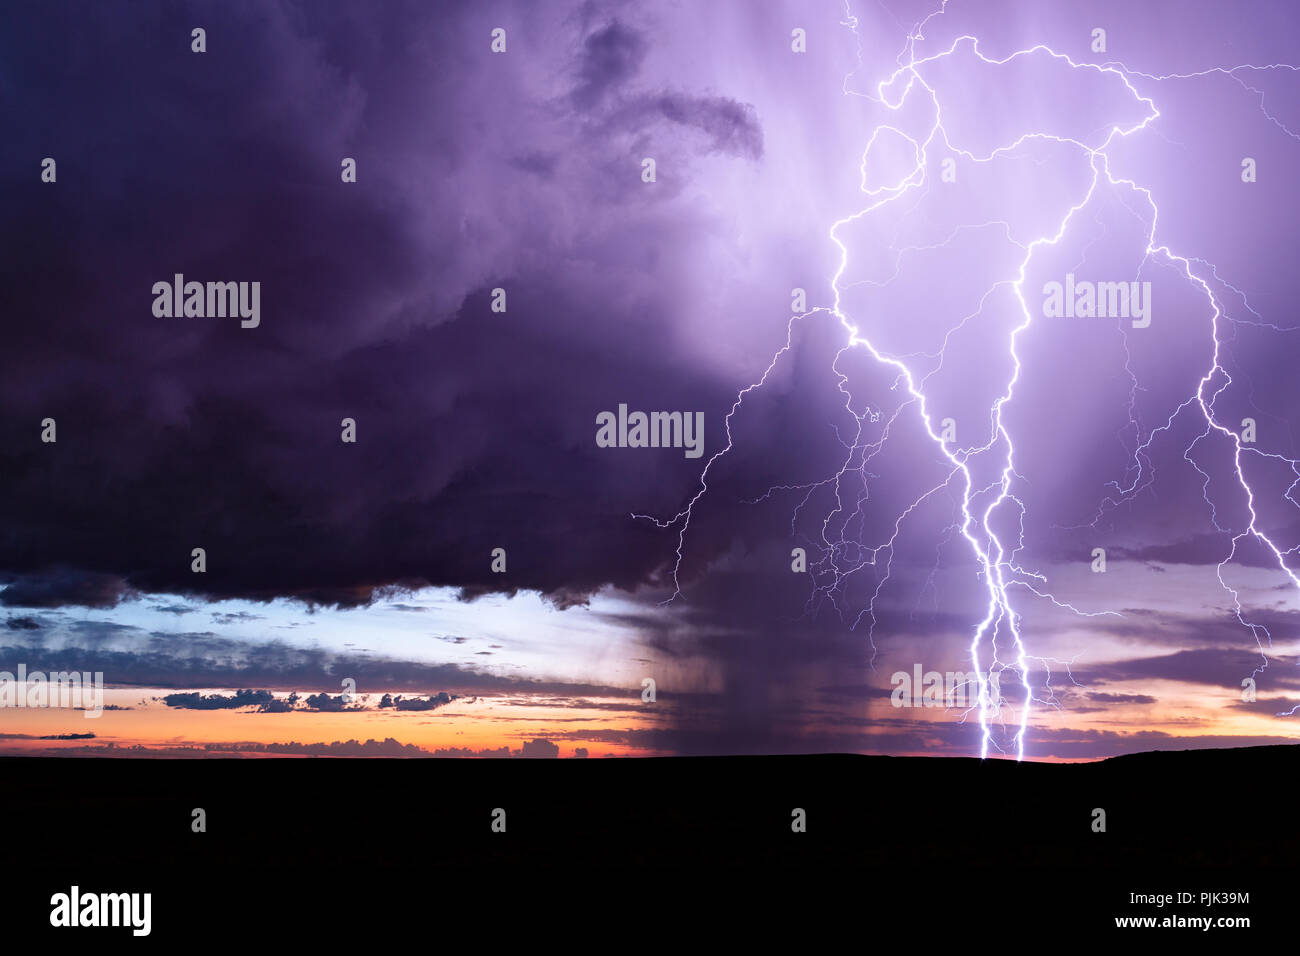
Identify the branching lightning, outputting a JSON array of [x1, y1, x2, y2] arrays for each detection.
[[636, 0, 1300, 756]]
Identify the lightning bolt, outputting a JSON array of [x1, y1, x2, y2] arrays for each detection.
[[636, 0, 1300, 756]]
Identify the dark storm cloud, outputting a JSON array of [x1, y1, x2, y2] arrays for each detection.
[[0, 1, 771, 612], [0, 570, 135, 609]]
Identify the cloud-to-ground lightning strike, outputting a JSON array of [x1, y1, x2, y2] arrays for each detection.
[[637, 1, 1300, 756]]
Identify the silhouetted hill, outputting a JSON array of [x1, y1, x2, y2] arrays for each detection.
[[2, 747, 1290, 940]]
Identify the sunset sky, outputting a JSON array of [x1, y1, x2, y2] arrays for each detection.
[[3, 0, 1300, 761]]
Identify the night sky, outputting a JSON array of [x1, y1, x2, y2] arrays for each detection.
[[3, 0, 1300, 760]]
